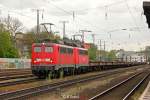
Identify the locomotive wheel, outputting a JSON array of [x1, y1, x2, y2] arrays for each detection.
[[74, 68, 78, 75], [50, 71, 55, 79], [55, 70, 60, 78], [60, 68, 64, 78], [38, 73, 46, 79], [38, 70, 47, 79], [48, 71, 53, 79], [70, 67, 74, 75], [77, 67, 81, 74], [38, 75, 46, 79]]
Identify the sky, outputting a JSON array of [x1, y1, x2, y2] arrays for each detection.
[[0, 0, 150, 51]]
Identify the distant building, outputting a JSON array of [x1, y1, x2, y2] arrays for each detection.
[[15, 32, 30, 58], [144, 46, 150, 62], [116, 49, 146, 62]]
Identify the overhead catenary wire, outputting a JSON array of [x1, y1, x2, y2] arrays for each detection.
[[2, 0, 141, 34], [43, 0, 107, 32], [72, 0, 131, 12], [1, 0, 147, 48], [43, 0, 144, 35], [45, 0, 147, 50], [44, 0, 125, 37], [124, 0, 141, 33]]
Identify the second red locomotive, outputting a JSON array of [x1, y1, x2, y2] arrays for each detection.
[[31, 43, 89, 78]]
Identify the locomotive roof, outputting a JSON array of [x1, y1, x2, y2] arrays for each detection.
[[32, 43, 88, 50]]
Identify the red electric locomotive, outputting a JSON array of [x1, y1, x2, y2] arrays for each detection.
[[31, 43, 89, 78]]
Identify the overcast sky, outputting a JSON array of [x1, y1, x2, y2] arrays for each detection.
[[0, 0, 150, 51]]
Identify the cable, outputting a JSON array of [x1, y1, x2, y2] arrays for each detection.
[[124, 0, 141, 33], [44, 0, 106, 32], [76, 0, 131, 12]]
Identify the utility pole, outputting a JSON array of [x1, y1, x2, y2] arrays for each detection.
[[32, 9, 43, 34], [91, 34, 95, 44], [99, 40, 102, 61], [49, 23, 54, 33], [7, 14, 10, 30], [104, 41, 106, 61], [37, 9, 40, 34], [72, 34, 75, 40], [80, 30, 85, 43], [60, 21, 69, 39], [104, 41, 106, 51]]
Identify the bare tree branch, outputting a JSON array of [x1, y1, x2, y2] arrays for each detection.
[[0, 17, 24, 36]]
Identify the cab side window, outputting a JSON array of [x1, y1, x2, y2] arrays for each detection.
[[60, 47, 66, 54]]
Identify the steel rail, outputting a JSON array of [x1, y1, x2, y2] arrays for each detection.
[[0, 69, 31, 74], [0, 77, 38, 87], [89, 72, 143, 100], [0, 71, 32, 77], [122, 73, 150, 100], [0, 67, 138, 100], [0, 66, 148, 100], [0, 74, 34, 81]]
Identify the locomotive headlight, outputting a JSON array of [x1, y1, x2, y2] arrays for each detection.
[[45, 58, 51, 62], [50, 59, 53, 63], [35, 58, 41, 62], [45, 58, 53, 63]]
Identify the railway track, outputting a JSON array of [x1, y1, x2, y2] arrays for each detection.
[[89, 70, 150, 100], [0, 74, 34, 81], [0, 69, 34, 87], [0, 68, 30, 72], [0, 66, 148, 100], [0, 77, 38, 87], [122, 73, 149, 100], [0, 71, 32, 77], [0, 65, 146, 88]]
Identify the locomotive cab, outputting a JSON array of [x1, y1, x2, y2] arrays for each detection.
[[31, 43, 56, 78]]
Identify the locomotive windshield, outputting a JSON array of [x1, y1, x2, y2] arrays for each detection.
[[34, 47, 41, 52], [45, 46, 53, 52]]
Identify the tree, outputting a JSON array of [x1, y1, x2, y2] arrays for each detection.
[[107, 50, 117, 61], [0, 31, 19, 58], [88, 44, 97, 61], [0, 23, 6, 32], [0, 17, 24, 36]]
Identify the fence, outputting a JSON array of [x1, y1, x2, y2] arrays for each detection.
[[0, 58, 31, 69]]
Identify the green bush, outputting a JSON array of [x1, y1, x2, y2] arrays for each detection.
[[0, 31, 19, 58]]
